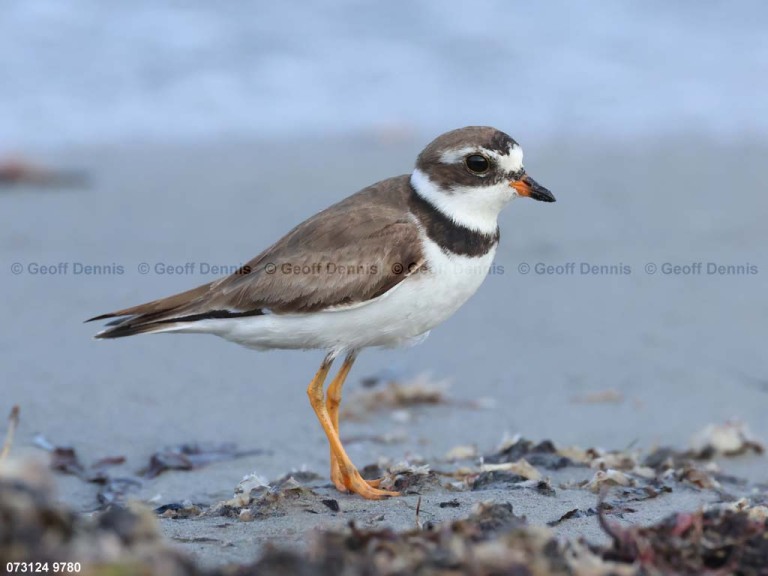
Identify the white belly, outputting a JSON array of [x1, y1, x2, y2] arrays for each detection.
[[183, 239, 496, 355]]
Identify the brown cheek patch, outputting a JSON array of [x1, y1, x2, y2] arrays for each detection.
[[418, 159, 508, 193]]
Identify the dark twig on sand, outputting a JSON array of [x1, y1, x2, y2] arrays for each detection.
[[415, 495, 423, 530]]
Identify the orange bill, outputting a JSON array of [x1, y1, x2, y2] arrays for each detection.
[[510, 174, 556, 202]]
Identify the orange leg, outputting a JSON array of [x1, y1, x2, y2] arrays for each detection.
[[325, 351, 381, 490], [308, 353, 398, 499]]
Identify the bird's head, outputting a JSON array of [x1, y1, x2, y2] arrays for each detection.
[[411, 126, 555, 233]]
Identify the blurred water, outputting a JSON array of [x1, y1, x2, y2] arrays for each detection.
[[2, 0, 768, 149]]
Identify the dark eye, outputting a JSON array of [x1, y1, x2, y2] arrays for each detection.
[[465, 154, 490, 174]]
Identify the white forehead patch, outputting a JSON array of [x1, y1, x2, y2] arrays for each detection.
[[439, 144, 524, 174], [500, 144, 524, 173]]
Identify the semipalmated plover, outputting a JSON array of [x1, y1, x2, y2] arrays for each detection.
[[88, 126, 555, 499]]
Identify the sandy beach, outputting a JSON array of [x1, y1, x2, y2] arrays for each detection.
[[1, 134, 766, 571]]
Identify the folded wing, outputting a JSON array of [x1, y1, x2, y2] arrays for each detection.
[[88, 177, 425, 338]]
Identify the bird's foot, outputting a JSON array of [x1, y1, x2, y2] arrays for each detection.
[[331, 464, 398, 499]]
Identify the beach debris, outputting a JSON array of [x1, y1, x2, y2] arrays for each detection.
[[480, 458, 542, 481], [669, 463, 722, 490], [571, 389, 624, 404], [0, 405, 19, 462], [3, 443, 768, 575], [414, 495, 424, 529], [547, 507, 599, 526], [276, 469, 323, 485], [612, 484, 673, 504], [379, 461, 441, 493], [232, 472, 270, 506], [641, 430, 763, 491], [98, 477, 143, 507], [33, 436, 266, 507], [155, 500, 205, 519], [0, 461, 198, 573], [716, 498, 768, 522], [0, 157, 88, 188], [480, 429, 764, 497], [556, 444, 594, 465], [443, 443, 478, 461], [321, 498, 340, 512], [359, 462, 386, 481], [599, 505, 768, 574], [378, 376, 448, 406], [208, 472, 323, 521], [141, 442, 266, 479], [470, 465, 555, 497], [585, 469, 635, 493], [49, 445, 87, 476], [33, 434, 139, 506], [484, 435, 574, 470], [471, 470, 528, 490], [342, 374, 449, 418], [0, 458, 55, 493], [243, 475, 318, 520], [34, 434, 126, 480], [301, 502, 603, 576], [531, 478, 558, 497], [643, 446, 691, 471], [342, 373, 488, 421], [690, 421, 765, 457], [588, 448, 641, 471]]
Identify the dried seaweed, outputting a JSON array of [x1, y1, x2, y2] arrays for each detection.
[[378, 462, 443, 494], [33, 436, 139, 506], [35, 436, 264, 507], [3, 458, 768, 575], [340, 378, 448, 421], [0, 461, 198, 573], [155, 501, 206, 519], [141, 442, 266, 479], [208, 473, 323, 521], [599, 506, 768, 574], [471, 470, 528, 490], [321, 499, 340, 512], [484, 436, 574, 470], [341, 375, 487, 421], [547, 507, 598, 527]]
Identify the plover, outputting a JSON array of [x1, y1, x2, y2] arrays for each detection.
[[88, 126, 555, 499]]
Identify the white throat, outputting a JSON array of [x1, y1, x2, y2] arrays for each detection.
[[410, 168, 513, 235]]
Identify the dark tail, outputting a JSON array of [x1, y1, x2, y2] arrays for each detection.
[[86, 281, 215, 339]]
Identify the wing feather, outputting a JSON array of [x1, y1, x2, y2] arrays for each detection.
[[88, 175, 425, 338]]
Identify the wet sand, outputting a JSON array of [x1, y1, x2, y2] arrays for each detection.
[[1, 133, 767, 568]]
